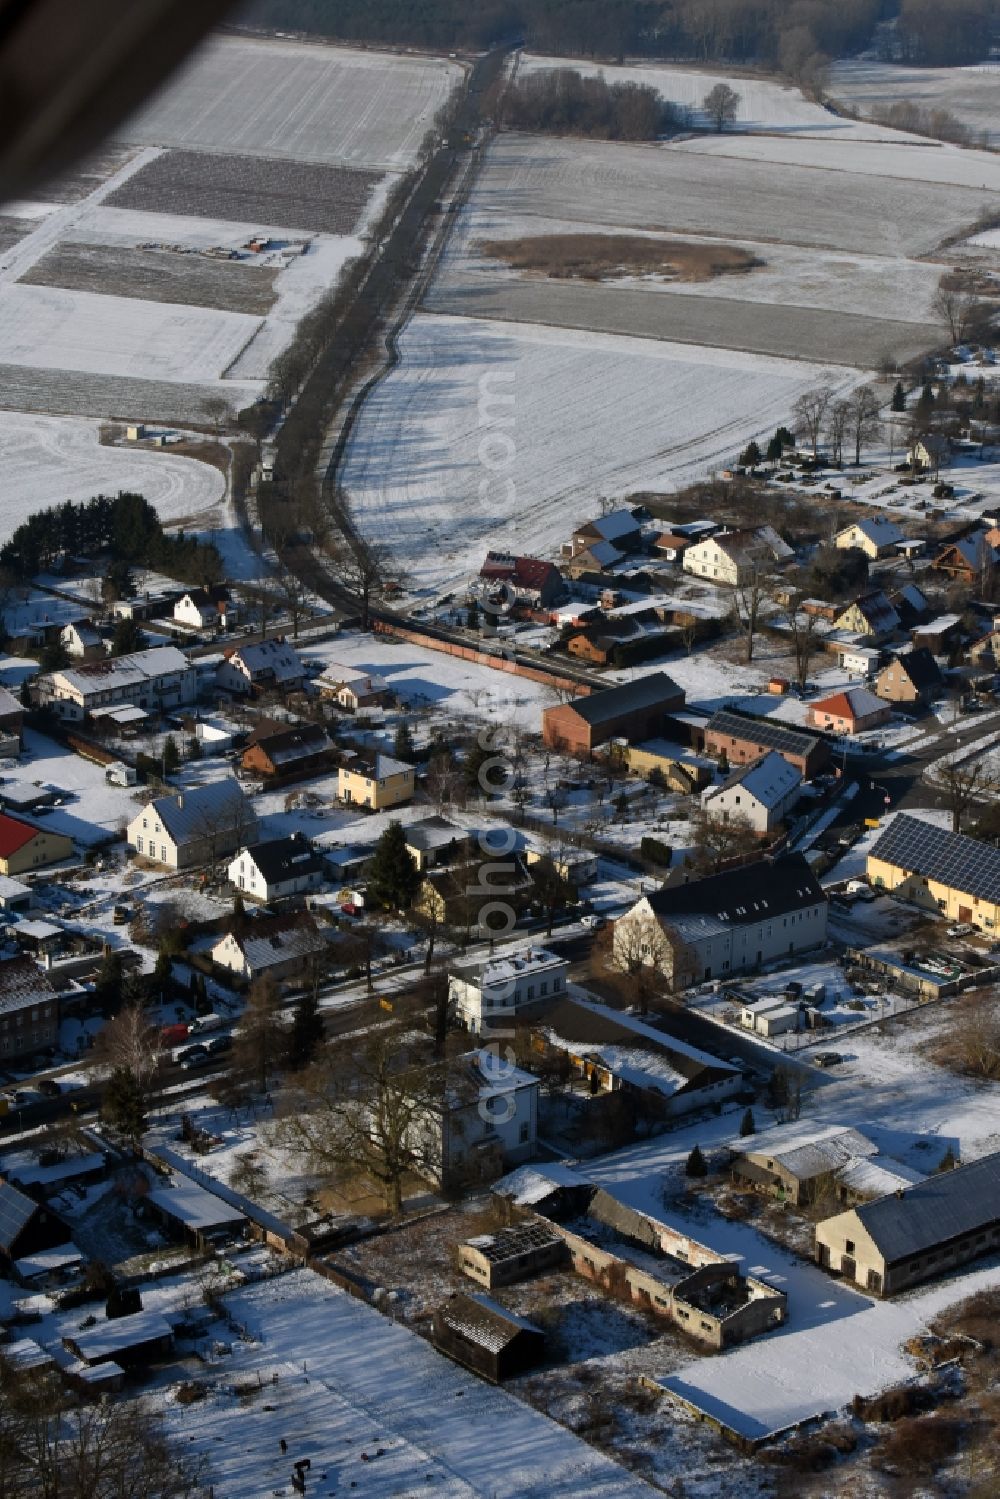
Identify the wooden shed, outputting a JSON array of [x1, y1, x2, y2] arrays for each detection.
[[431, 1292, 546, 1383]]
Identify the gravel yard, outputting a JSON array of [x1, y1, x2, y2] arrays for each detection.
[[22, 240, 278, 315], [106, 148, 380, 236]]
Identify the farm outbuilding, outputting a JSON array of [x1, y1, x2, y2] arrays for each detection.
[[432, 1292, 546, 1382], [63, 1310, 175, 1369], [146, 1178, 246, 1250]]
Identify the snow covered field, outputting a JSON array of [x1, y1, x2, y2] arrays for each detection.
[[0, 283, 260, 384], [120, 36, 462, 172], [830, 58, 1000, 146], [0, 410, 224, 541], [475, 135, 991, 259], [523, 54, 893, 138], [341, 312, 857, 595]]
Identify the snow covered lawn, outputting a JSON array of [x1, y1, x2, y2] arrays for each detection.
[[829, 58, 1000, 148], [341, 313, 856, 597], [0, 410, 224, 541]]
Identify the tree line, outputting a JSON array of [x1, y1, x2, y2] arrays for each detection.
[[0, 492, 223, 586], [503, 69, 679, 139], [237, 1, 992, 76]]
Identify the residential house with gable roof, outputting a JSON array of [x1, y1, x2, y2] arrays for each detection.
[[126, 779, 257, 870], [211, 913, 334, 982], [478, 552, 564, 610], [0, 812, 73, 875], [218, 637, 305, 695], [834, 517, 904, 559], [702, 709, 830, 777], [564, 510, 643, 559], [833, 590, 900, 644], [240, 719, 333, 780], [682, 527, 794, 587], [228, 833, 325, 903], [702, 750, 802, 835], [0, 955, 60, 1059], [613, 854, 828, 989], [338, 752, 414, 810], [38, 645, 195, 722], [807, 686, 891, 736], [874, 647, 942, 708]]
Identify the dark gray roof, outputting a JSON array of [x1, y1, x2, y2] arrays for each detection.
[[869, 814, 1000, 903], [857, 1151, 1000, 1264], [0, 1180, 38, 1252], [707, 710, 820, 757], [890, 647, 942, 690], [648, 854, 826, 925], [243, 834, 323, 885], [568, 672, 684, 726]]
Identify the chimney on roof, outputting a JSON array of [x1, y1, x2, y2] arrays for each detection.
[[176, 794, 184, 810], [895, 1187, 904, 1199]]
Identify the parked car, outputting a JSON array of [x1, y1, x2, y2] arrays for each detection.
[[178, 1045, 210, 1070], [160, 1023, 190, 1047], [813, 1052, 844, 1068], [580, 913, 605, 930], [36, 1078, 61, 1097], [205, 1034, 231, 1056], [845, 880, 876, 902]]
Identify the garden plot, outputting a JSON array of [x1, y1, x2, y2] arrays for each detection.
[[106, 148, 379, 237], [476, 135, 992, 258], [0, 283, 260, 384], [21, 242, 278, 315], [0, 410, 223, 541], [523, 53, 890, 138], [341, 312, 857, 596], [120, 34, 462, 172], [829, 59, 1000, 147]]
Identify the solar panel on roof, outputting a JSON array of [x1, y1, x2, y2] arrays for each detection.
[[871, 815, 1000, 903], [0, 1182, 36, 1251], [709, 711, 817, 755]]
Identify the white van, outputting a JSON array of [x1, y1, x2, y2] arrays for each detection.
[[188, 1012, 224, 1035]]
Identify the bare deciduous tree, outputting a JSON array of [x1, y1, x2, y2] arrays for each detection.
[[689, 800, 760, 874], [939, 755, 999, 833], [825, 399, 850, 466], [848, 384, 883, 466], [733, 562, 767, 663], [278, 1030, 441, 1214], [793, 383, 834, 458], [778, 589, 822, 692], [232, 972, 284, 1093], [703, 81, 740, 131]]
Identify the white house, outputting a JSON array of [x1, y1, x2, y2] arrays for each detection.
[[449, 948, 569, 1035], [834, 517, 904, 560], [407, 1049, 540, 1190], [217, 638, 305, 695], [683, 526, 793, 586], [59, 619, 104, 659], [38, 646, 196, 722], [317, 665, 388, 712], [211, 916, 332, 982], [702, 751, 802, 836], [174, 588, 237, 632], [128, 779, 257, 870], [228, 833, 325, 903], [613, 855, 828, 990]]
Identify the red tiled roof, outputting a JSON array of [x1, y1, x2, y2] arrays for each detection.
[[0, 814, 40, 858], [480, 553, 559, 590]]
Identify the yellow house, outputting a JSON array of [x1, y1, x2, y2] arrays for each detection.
[[834, 518, 903, 560], [623, 741, 711, 793], [867, 813, 1000, 930], [337, 753, 414, 811], [0, 812, 73, 875]]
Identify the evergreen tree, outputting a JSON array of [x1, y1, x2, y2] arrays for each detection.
[[775, 425, 794, 448], [937, 1145, 957, 1172], [685, 1144, 708, 1178], [230, 891, 246, 934], [739, 1107, 756, 1137], [464, 740, 493, 794], [466, 599, 479, 630], [288, 988, 324, 1069], [161, 736, 180, 775], [100, 1067, 147, 1148], [740, 440, 761, 468], [766, 435, 784, 464], [891, 380, 907, 412], [367, 821, 421, 910], [394, 720, 415, 760], [38, 640, 69, 672], [111, 616, 144, 657]]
